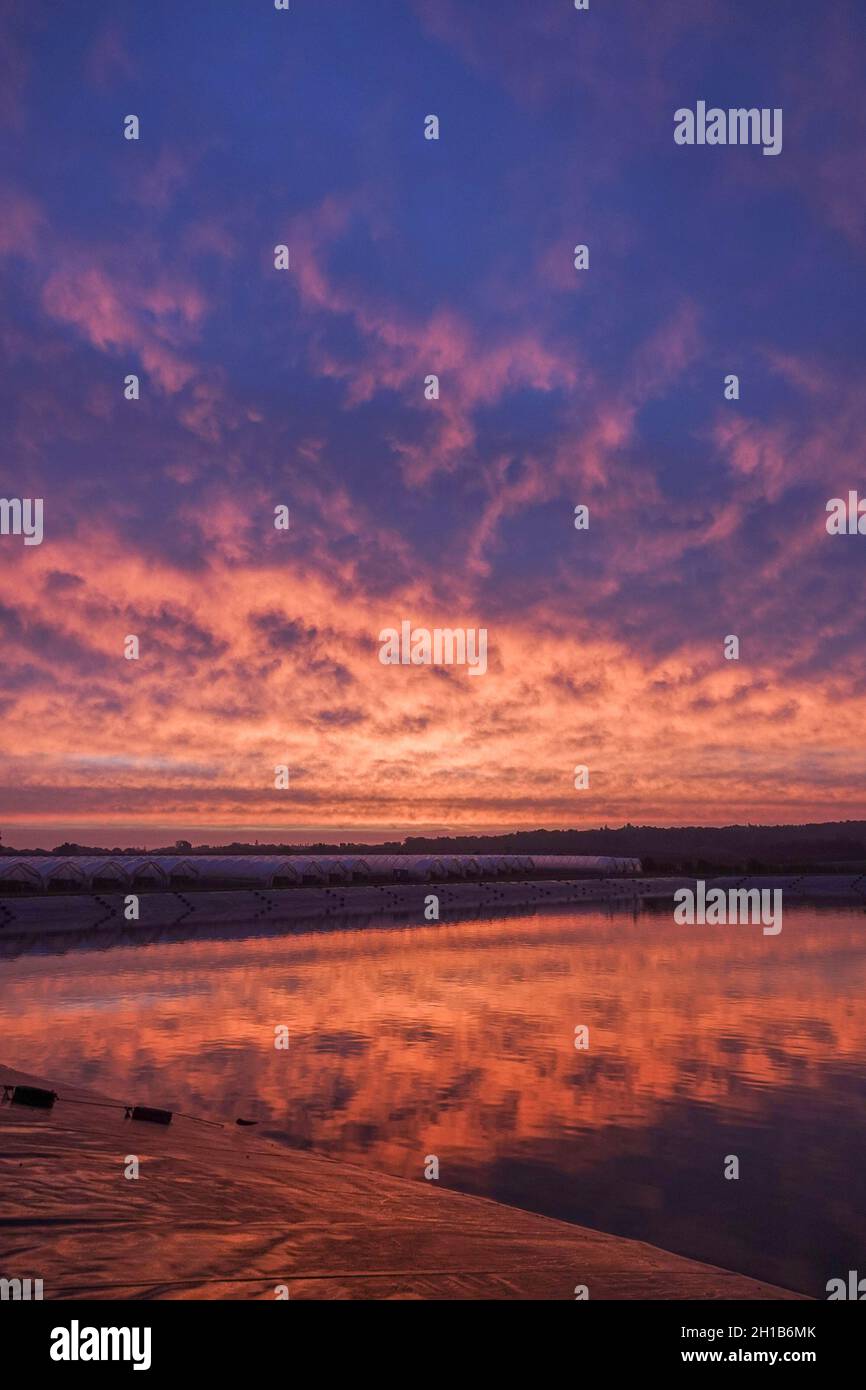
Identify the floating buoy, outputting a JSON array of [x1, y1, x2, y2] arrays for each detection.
[[3, 1084, 57, 1109], [126, 1105, 172, 1126], [4, 1083, 221, 1129]]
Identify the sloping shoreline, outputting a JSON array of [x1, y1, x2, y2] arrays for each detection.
[[0, 1065, 806, 1301], [0, 875, 671, 942], [1, 873, 863, 948]]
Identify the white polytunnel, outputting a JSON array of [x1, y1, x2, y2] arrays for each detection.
[[321, 858, 352, 884], [295, 858, 335, 884], [529, 854, 642, 875], [45, 859, 88, 890], [270, 858, 303, 886], [22, 850, 66, 884], [236, 857, 301, 886], [338, 856, 372, 881], [78, 858, 131, 889], [386, 857, 420, 883], [166, 858, 203, 884], [0, 851, 642, 893], [219, 855, 313, 885], [405, 857, 435, 880], [355, 854, 406, 881], [124, 858, 170, 888], [0, 859, 44, 891], [421, 857, 449, 880], [441, 855, 472, 879]]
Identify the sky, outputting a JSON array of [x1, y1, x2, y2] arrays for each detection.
[[1, 0, 865, 847]]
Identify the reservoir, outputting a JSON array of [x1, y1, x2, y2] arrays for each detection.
[[1, 900, 863, 1298]]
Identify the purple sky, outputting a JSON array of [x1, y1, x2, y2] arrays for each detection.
[[1, 0, 866, 846]]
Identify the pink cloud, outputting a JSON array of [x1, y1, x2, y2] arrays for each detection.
[[0, 184, 44, 256], [4, 520, 866, 833], [84, 21, 134, 89], [128, 147, 192, 212], [285, 196, 583, 485]]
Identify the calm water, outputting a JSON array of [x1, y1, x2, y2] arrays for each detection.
[[2, 902, 865, 1297]]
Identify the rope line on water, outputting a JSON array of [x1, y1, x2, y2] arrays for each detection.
[[1, 1082, 224, 1128]]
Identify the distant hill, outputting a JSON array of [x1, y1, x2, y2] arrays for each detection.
[[4, 822, 866, 874]]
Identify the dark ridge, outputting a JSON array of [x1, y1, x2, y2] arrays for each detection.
[[4, 821, 866, 875]]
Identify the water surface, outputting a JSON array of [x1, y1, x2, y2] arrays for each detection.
[[2, 902, 864, 1297]]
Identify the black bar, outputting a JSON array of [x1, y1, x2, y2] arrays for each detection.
[[6, 1297, 858, 1376]]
